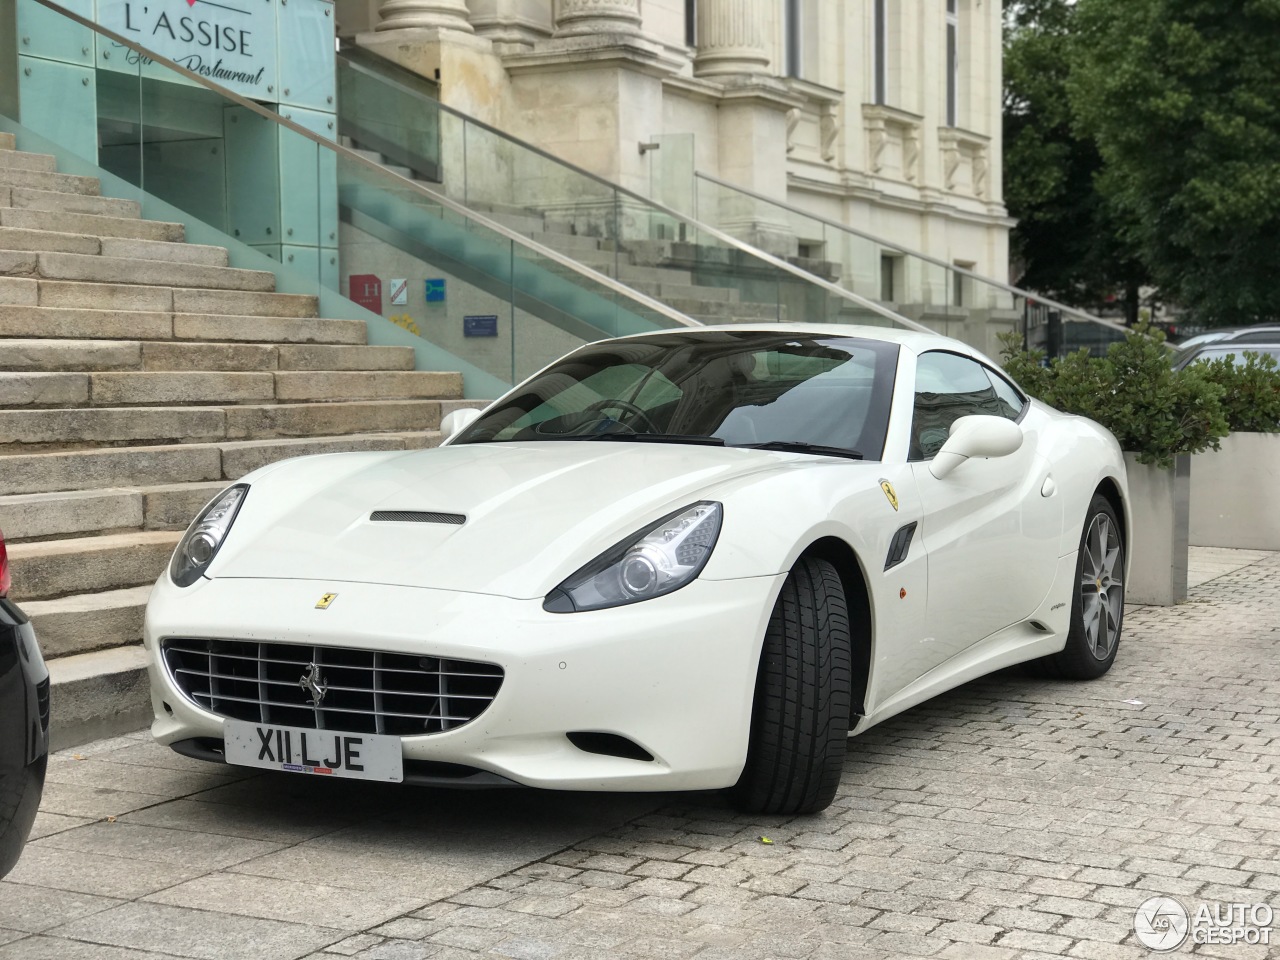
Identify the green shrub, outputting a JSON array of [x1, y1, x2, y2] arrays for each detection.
[[1196, 351, 1280, 434], [998, 325, 1229, 469]]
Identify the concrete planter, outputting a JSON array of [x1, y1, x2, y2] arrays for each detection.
[[1190, 432, 1280, 550], [1124, 452, 1190, 606]]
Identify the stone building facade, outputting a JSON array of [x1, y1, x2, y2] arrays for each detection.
[[337, 0, 1011, 283]]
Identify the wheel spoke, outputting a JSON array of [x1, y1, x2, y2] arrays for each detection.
[[1078, 510, 1124, 662]]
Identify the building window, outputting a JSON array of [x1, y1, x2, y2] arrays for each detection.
[[784, 0, 802, 78], [685, 0, 696, 47], [946, 0, 959, 127], [880, 254, 898, 302], [873, 0, 888, 105]]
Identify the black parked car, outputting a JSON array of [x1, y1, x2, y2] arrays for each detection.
[[0, 527, 49, 879]]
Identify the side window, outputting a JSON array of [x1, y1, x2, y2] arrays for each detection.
[[910, 352, 1016, 460], [984, 368, 1026, 420]]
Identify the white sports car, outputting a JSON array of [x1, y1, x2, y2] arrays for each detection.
[[144, 325, 1129, 814]]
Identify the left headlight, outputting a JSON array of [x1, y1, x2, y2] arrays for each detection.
[[170, 484, 248, 587], [544, 501, 722, 613]]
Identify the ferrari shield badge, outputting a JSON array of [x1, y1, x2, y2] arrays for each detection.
[[879, 480, 899, 512], [315, 593, 338, 610]]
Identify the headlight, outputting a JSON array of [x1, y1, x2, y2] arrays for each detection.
[[544, 501, 722, 613], [170, 484, 248, 587]]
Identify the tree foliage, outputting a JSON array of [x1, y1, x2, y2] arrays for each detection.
[[999, 327, 1230, 468], [1003, 0, 1150, 319], [1070, 0, 1280, 327]]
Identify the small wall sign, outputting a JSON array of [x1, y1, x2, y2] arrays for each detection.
[[464, 315, 499, 337], [425, 279, 446, 303], [388, 279, 408, 306], [349, 274, 381, 313]]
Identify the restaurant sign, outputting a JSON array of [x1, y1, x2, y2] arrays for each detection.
[[97, 0, 279, 100]]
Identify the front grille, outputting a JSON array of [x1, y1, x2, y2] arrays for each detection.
[[370, 511, 466, 525], [161, 639, 503, 736]]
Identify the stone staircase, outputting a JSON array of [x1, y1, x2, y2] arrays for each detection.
[[0, 132, 473, 748]]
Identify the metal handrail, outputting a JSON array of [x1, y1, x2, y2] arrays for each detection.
[[695, 170, 1130, 335], [29, 0, 700, 332]]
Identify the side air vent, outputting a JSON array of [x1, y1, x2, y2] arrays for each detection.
[[884, 521, 918, 571], [370, 511, 466, 525]]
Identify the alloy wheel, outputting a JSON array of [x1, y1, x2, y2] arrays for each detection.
[[1079, 513, 1124, 660]]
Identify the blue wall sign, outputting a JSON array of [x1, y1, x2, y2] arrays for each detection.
[[464, 315, 499, 337], [425, 279, 446, 302]]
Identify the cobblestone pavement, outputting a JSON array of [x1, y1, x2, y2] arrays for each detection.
[[2, 548, 1278, 960]]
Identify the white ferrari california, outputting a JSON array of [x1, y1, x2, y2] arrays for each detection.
[[144, 325, 1129, 814]]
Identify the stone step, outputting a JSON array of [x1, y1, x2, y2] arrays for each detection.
[[668, 297, 780, 319], [273, 370, 461, 402], [0, 430, 440, 495], [611, 264, 695, 286], [0, 370, 458, 407], [13, 251, 274, 292], [0, 279, 319, 317], [98, 237, 228, 267], [0, 167, 101, 197], [0, 399, 444, 449], [24, 586, 152, 661], [0, 207, 182, 242], [0, 305, 359, 343], [0, 340, 412, 373], [626, 280, 738, 304], [173, 313, 364, 343], [0, 481, 228, 542], [0, 339, 141, 372], [0, 305, 175, 340], [7, 186, 140, 220], [139, 342, 277, 371], [0, 133, 14, 151], [0, 226, 101, 256], [46, 644, 151, 751], [6, 530, 181, 601], [276, 344, 416, 371], [0, 150, 57, 173]]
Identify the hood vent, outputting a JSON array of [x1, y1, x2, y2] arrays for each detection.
[[370, 511, 466, 525]]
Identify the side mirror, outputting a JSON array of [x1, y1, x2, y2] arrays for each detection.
[[929, 415, 1023, 479], [440, 407, 483, 440]]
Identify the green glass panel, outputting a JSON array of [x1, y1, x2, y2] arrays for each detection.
[[17, 55, 97, 161], [222, 105, 281, 244], [17, 0, 93, 65], [278, 0, 336, 111]]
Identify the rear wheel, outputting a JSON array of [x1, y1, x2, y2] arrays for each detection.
[[730, 557, 852, 815], [1036, 494, 1125, 680]]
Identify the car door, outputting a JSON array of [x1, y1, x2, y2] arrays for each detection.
[[908, 351, 1061, 663]]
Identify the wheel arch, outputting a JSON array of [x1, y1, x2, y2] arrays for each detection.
[[1094, 476, 1129, 549], [797, 536, 872, 722]]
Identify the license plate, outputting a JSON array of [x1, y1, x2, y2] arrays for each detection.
[[222, 719, 404, 783]]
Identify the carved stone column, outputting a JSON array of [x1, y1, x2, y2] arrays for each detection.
[[694, 0, 769, 78], [552, 0, 641, 38], [376, 0, 474, 33]]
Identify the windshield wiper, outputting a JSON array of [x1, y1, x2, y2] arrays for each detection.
[[553, 433, 726, 446], [736, 441, 863, 460]]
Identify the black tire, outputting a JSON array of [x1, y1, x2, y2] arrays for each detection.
[[730, 556, 852, 815], [1035, 493, 1125, 680]]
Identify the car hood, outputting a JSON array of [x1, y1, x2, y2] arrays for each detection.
[[208, 441, 803, 599]]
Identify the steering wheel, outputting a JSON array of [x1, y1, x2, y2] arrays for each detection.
[[584, 398, 661, 433]]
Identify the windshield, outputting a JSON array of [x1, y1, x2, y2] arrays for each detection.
[[454, 331, 901, 460]]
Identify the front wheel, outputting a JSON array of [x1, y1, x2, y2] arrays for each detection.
[[1036, 493, 1125, 680], [730, 557, 852, 815]]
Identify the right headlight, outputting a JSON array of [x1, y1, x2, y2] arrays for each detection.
[[170, 484, 248, 587], [543, 501, 723, 613]]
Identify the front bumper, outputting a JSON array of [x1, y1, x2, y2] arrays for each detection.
[[0, 598, 49, 879], [144, 573, 783, 792]]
